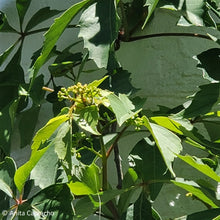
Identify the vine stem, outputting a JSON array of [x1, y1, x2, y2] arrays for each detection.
[[111, 122, 123, 189], [100, 136, 107, 191], [126, 32, 213, 42], [106, 125, 128, 158]]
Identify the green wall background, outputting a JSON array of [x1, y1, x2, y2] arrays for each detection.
[[1, 1, 220, 219]]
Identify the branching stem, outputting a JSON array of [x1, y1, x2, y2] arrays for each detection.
[[126, 32, 213, 42]]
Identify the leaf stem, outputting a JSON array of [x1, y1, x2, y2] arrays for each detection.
[[76, 146, 102, 158], [23, 24, 78, 36]]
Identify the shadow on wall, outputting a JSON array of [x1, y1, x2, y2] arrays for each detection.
[[1, 1, 219, 219]]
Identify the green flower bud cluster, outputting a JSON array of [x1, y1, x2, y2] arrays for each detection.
[[57, 82, 104, 110], [134, 117, 144, 131], [128, 115, 144, 131]]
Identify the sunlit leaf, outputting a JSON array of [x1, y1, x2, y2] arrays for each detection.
[[177, 155, 220, 182], [14, 114, 68, 192], [88, 75, 109, 88], [172, 179, 219, 208], [25, 7, 62, 32], [78, 0, 118, 68], [181, 0, 205, 26], [30, 0, 91, 89], [30, 143, 59, 189], [142, 116, 182, 177], [68, 163, 101, 195], [142, 0, 159, 29], [108, 93, 141, 126], [31, 114, 69, 151], [74, 105, 100, 135], [150, 116, 193, 135], [54, 121, 70, 160]]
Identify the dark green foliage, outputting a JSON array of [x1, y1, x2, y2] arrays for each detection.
[[0, 0, 220, 219]]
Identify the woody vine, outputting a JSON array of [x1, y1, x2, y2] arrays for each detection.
[[0, 0, 220, 219]]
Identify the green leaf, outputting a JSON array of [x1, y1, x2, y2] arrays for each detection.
[[49, 61, 74, 77], [179, 83, 220, 118], [150, 116, 193, 135], [25, 7, 62, 32], [30, 0, 91, 89], [14, 114, 68, 192], [15, 143, 53, 194], [0, 46, 24, 87], [30, 144, 59, 189], [172, 179, 219, 208], [0, 41, 19, 67], [150, 116, 220, 154], [68, 163, 101, 195], [54, 122, 70, 160], [108, 93, 140, 126], [88, 75, 109, 88], [122, 0, 146, 34], [186, 208, 220, 220], [142, 116, 182, 177], [101, 68, 138, 95], [142, 0, 159, 29], [78, 0, 118, 68], [118, 168, 141, 215], [16, 0, 32, 26], [74, 189, 126, 220], [48, 49, 83, 77], [31, 114, 69, 151], [130, 138, 171, 200], [0, 157, 16, 198], [183, 0, 206, 26], [29, 74, 45, 105], [196, 48, 220, 82], [74, 105, 100, 135], [0, 99, 19, 155], [18, 183, 74, 219], [134, 192, 154, 220], [177, 155, 220, 182], [18, 106, 40, 148], [0, 11, 17, 32]]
